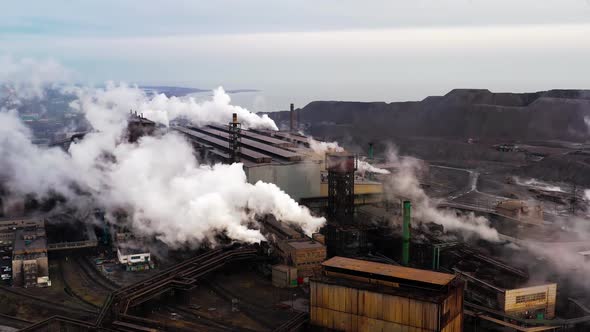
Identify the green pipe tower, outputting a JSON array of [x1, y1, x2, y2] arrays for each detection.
[[402, 200, 411, 266], [368, 142, 374, 160]]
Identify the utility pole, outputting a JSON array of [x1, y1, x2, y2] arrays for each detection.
[[571, 178, 578, 215]]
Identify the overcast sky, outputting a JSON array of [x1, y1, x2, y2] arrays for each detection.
[[2, 1, 590, 111]]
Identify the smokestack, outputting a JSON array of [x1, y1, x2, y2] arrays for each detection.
[[368, 142, 374, 160], [290, 103, 295, 132], [402, 200, 411, 266], [232, 113, 238, 124]]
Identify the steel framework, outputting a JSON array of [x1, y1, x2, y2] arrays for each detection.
[[228, 113, 242, 163]]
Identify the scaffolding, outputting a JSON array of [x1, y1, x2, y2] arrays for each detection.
[[326, 153, 357, 225], [228, 113, 241, 163]]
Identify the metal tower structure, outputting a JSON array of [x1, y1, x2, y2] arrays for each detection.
[[228, 113, 241, 163], [326, 152, 357, 225]]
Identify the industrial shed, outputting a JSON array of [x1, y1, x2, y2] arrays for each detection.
[[310, 257, 464, 332]]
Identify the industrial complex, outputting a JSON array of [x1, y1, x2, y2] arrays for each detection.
[[1, 104, 590, 332]]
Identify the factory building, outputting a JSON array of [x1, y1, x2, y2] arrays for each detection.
[[116, 247, 152, 271], [173, 118, 383, 202], [12, 225, 50, 287], [310, 256, 464, 332], [127, 111, 156, 143]]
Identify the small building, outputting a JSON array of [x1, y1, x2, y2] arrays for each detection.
[[117, 246, 152, 271], [495, 200, 543, 223], [277, 239, 327, 279], [310, 256, 464, 332], [499, 284, 557, 319], [272, 264, 298, 288]]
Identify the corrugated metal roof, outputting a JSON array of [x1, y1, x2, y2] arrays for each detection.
[[195, 126, 302, 161], [173, 126, 272, 163], [208, 125, 293, 148], [322, 256, 455, 286]]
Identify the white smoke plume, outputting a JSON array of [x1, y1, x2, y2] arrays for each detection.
[[357, 159, 390, 174], [0, 58, 321, 247], [308, 137, 390, 174], [0, 110, 83, 197], [307, 137, 344, 154], [103, 134, 324, 245], [383, 146, 500, 242], [0, 56, 72, 101], [67, 82, 278, 130], [514, 177, 564, 193]]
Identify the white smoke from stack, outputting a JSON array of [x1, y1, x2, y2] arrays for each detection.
[[384, 146, 500, 242], [307, 137, 344, 154], [67, 83, 278, 130], [357, 159, 391, 174], [104, 134, 323, 245], [307, 137, 390, 174]]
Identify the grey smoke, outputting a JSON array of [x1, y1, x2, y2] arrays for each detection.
[[383, 146, 500, 242]]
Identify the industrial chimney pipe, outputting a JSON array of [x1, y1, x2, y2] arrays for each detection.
[[402, 200, 411, 266], [290, 103, 295, 132]]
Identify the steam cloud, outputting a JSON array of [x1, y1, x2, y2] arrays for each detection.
[[0, 56, 72, 101], [383, 146, 500, 242], [0, 58, 323, 247], [307, 137, 390, 174], [357, 159, 391, 174], [307, 137, 344, 154], [514, 177, 564, 193], [68, 82, 278, 130]]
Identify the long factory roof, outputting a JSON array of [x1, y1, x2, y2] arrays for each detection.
[[193, 126, 302, 161], [174, 126, 272, 163], [174, 125, 310, 165], [322, 256, 456, 287], [208, 124, 294, 148]]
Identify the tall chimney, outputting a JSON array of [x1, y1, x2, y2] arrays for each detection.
[[368, 142, 374, 160], [290, 103, 295, 132], [232, 113, 238, 124], [402, 200, 412, 266]]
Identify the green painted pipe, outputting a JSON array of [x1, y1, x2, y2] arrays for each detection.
[[368, 143, 374, 160], [402, 200, 411, 266]]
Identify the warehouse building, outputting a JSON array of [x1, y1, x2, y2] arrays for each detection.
[[310, 256, 464, 332]]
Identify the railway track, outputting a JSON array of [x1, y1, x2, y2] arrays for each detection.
[[0, 312, 33, 329], [97, 246, 258, 328], [202, 278, 279, 330], [273, 311, 308, 332], [0, 285, 98, 317], [75, 257, 120, 292]]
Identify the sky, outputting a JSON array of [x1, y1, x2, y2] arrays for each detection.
[[2, 0, 590, 112]]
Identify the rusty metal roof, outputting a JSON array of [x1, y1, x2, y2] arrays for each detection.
[[322, 256, 455, 286]]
